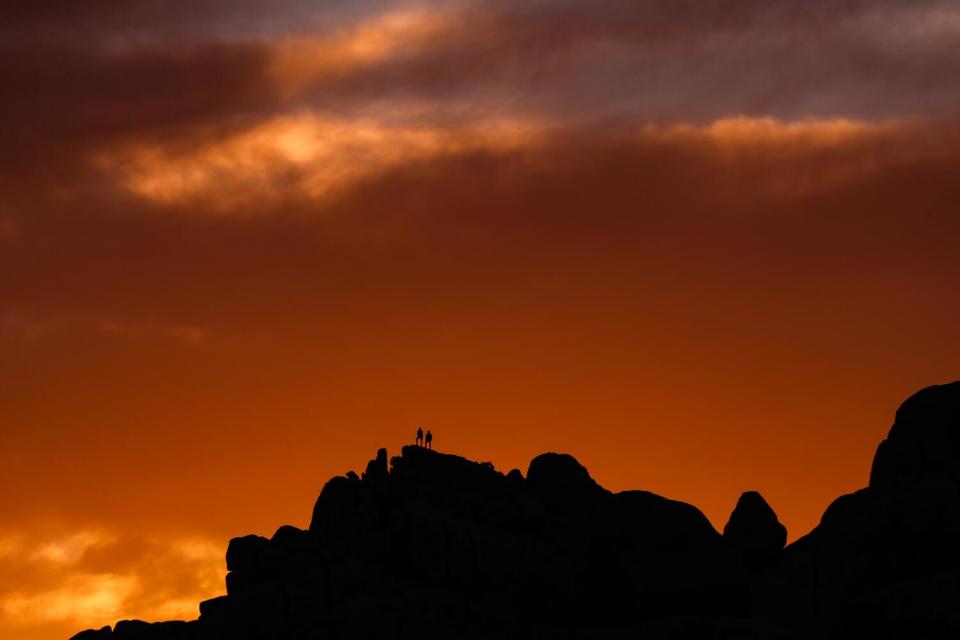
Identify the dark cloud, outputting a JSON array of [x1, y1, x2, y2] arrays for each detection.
[[0, 39, 277, 187], [1, 0, 956, 224], [0, 1, 392, 42], [296, 0, 960, 121], [5, 0, 960, 179], [0, 1, 395, 182]]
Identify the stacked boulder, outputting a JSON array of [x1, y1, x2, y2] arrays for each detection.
[[72, 446, 748, 639]]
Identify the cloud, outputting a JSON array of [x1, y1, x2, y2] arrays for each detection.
[[266, 0, 960, 122], [2, 574, 139, 625], [2, 111, 959, 312], [0, 1, 394, 42], [97, 112, 548, 208], [5, 0, 960, 182], [270, 7, 459, 97], [3, 0, 958, 234], [0, 530, 223, 632], [85, 113, 941, 213], [31, 531, 116, 565], [0, 112, 956, 366], [0, 312, 212, 344], [0, 40, 276, 175]]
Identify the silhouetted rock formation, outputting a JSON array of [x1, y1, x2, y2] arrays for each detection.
[[870, 381, 960, 488], [755, 382, 960, 638], [723, 491, 787, 569], [71, 381, 960, 640], [526, 452, 600, 492]]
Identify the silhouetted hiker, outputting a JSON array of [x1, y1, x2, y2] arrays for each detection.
[[425, 430, 433, 449], [416, 427, 424, 447]]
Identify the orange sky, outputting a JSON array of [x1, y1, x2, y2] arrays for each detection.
[[2, 2, 960, 638]]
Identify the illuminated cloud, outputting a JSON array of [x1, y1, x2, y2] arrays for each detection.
[[31, 531, 117, 565], [93, 113, 926, 212], [683, 117, 885, 145], [253, 0, 960, 123], [99, 114, 548, 208], [0, 531, 223, 633], [270, 7, 457, 96], [2, 574, 139, 624], [4, 0, 960, 192]]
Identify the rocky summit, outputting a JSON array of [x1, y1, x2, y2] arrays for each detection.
[[72, 382, 960, 639], [723, 491, 788, 569]]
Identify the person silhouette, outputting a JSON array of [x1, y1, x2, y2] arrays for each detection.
[[425, 430, 433, 450], [416, 427, 424, 447]]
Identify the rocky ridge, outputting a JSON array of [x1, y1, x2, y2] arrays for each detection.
[[71, 382, 960, 639]]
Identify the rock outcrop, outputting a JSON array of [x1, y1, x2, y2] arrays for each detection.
[[70, 381, 960, 640], [870, 381, 960, 488], [723, 491, 787, 568], [72, 446, 749, 639], [526, 452, 600, 493], [755, 382, 960, 637]]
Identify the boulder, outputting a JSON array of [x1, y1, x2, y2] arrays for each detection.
[[723, 491, 787, 568], [226, 534, 270, 573], [389, 445, 505, 492], [754, 382, 960, 638], [270, 524, 315, 555], [199, 595, 232, 619], [757, 477, 960, 637], [362, 447, 389, 483], [526, 452, 600, 493], [309, 473, 381, 539], [870, 381, 960, 488]]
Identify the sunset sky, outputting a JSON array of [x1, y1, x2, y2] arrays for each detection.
[[2, 1, 960, 638]]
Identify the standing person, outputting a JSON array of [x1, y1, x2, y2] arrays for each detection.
[[425, 430, 433, 450], [416, 427, 424, 447]]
